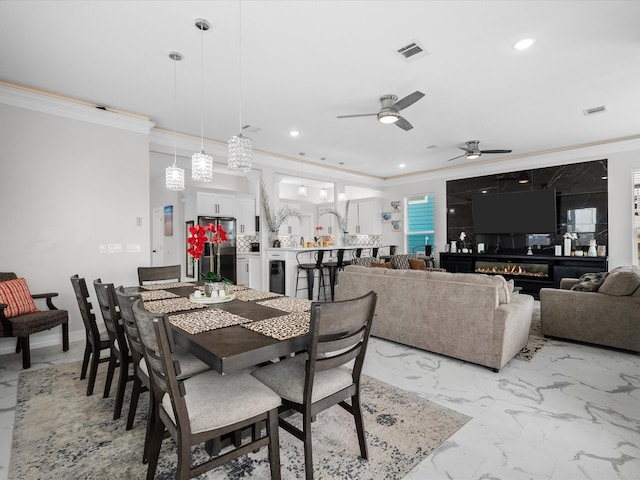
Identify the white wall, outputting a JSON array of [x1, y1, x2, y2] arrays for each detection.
[[0, 103, 150, 352]]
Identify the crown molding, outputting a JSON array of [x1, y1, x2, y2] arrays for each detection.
[[0, 82, 155, 134]]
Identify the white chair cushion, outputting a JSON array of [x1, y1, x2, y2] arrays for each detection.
[[161, 370, 281, 434], [252, 355, 353, 404]]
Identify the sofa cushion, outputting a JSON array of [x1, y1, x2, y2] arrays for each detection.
[[570, 272, 609, 292], [408, 258, 427, 270], [598, 266, 640, 296], [426, 271, 510, 304], [0, 278, 39, 318], [350, 257, 373, 267], [390, 254, 414, 270], [371, 261, 392, 268]]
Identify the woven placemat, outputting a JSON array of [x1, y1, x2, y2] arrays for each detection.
[[235, 289, 283, 302], [142, 297, 207, 314], [168, 308, 252, 335], [257, 296, 312, 313], [242, 311, 310, 340], [138, 290, 179, 301], [140, 282, 197, 290]]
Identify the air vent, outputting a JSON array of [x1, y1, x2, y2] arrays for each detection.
[[583, 105, 608, 116], [242, 125, 261, 133], [424, 144, 438, 150], [396, 40, 429, 62]]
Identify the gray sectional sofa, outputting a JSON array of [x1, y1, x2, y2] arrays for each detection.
[[540, 265, 640, 352], [335, 265, 535, 371]]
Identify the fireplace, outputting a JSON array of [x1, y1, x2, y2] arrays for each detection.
[[475, 260, 549, 279]]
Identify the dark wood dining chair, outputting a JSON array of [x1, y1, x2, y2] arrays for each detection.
[[0, 272, 69, 369], [132, 300, 282, 480], [114, 286, 211, 463], [137, 265, 181, 286], [93, 279, 134, 420], [70, 274, 110, 394], [252, 290, 378, 480]]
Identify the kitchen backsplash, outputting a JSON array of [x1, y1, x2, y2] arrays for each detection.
[[237, 234, 383, 252]]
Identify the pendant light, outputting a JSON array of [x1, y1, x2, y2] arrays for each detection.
[[165, 51, 185, 191], [319, 156, 328, 200], [228, 0, 252, 172], [191, 19, 213, 182], [297, 152, 307, 198]]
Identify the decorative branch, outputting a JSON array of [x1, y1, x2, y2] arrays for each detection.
[[320, 199, 350, 233], [260, 179, 300, 232]]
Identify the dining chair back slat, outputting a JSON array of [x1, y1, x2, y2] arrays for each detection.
[[137, 265, 181, 286]]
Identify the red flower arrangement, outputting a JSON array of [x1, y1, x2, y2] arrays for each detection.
[[187, 223, 230, 283]]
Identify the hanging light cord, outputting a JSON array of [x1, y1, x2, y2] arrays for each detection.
[[238, 0, 243, 134], [199, 22, 205, 151], [173, 54, 178, 166]]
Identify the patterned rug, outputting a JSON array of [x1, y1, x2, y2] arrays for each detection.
[[10, 362, 470, 479], [514, 302, 546, 362]]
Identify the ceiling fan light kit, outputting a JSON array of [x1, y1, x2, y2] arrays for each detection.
[[337, 91, 425, 131], [447, 140, 512, 162]]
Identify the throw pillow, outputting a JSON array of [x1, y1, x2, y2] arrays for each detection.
[[598, 266, 640, 296], [570, 272, 609, 292], [371, 262, 392, 269], [408, 258, 427, 270], [351, 257, 374, 268], [390, 254, 414, 270], [0, 278, 39, 318]]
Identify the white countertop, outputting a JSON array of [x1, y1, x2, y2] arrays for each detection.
[[236, 252, 262, 257]]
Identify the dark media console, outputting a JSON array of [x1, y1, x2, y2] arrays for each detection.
[[439, 252, 608, 298]]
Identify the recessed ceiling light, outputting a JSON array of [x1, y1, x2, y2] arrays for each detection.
[[399, 163, 406, 168], [289, 130, 300, 137], [514, 38, 535, 50]]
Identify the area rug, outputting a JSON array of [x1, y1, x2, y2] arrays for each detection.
[[514, 302, 546, 362], [10, 362, 470, 479]]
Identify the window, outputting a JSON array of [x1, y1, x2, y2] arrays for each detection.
[[405, 194, 435, 254]]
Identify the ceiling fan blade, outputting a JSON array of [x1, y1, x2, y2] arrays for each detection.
[[480, 149, 512, 154], [393, 91, 425, 111], [458, 145, 471, 152], [337, 113, 378, 119], [394, 117, 413, 131], [447, 154, 466, 162]]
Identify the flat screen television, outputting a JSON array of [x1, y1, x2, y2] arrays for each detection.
[[472, 189, 557, 234]]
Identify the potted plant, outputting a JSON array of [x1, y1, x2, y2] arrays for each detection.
[[260, 180, 300, 247], [187, 223, 231, 296]]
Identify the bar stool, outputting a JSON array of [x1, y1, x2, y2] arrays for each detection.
[[295, 250, 328, 300], [322, 249, 349, 301]]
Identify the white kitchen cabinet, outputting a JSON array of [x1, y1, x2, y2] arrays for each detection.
[[347, 198, 382, 235], [278, 203, 301, 236], [196, 192, 235, 217], [236, 196, 256, 235], [248, 255, 262, 289], [317, 205, 337, 235], [237, 256, 250, 286]]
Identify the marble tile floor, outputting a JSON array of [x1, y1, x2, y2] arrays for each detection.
[[1, 325, 639, 480]]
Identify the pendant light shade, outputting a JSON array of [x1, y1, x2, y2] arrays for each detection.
[[297, 152, 307, 198], [166, 164, 185, 191], [228, 1, 252, 172], [319, 187, 328, 200], [228, 133, 253, 172], [165, 51, 185, 191], [192, 19, 214, 182]]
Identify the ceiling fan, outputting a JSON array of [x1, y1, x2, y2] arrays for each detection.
[[337, 91, 425, 131], [447, 140, 512, 161]]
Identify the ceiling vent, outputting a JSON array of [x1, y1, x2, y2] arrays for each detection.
[[583, 105, 608, 116], [396, 40, 429, 62]]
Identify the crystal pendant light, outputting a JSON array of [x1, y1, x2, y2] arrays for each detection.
[[228, 1, 252, 172], [192, 19, 213, 182], [166, 51, 185, 191], [297, 153, 307, 198]]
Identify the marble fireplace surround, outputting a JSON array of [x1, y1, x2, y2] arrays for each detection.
[[446, 159, 609, 255]]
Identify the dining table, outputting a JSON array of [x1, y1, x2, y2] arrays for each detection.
[[129, 282, 312, 374]]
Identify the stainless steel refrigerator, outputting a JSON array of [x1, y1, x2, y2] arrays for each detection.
[[197, 216, 237, 284]]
